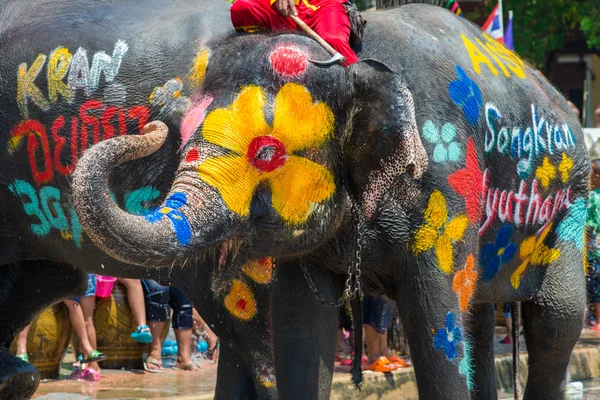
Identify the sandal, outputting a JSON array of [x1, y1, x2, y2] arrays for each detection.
[[388, 355, 411, 368], [79, 350, 107, 364], [206, 340, 219, 361], [363, 356, 398, 373], [131, 325, 153, 344], [16, 353, 29, 363], [143, 354, 164, 373], [81, 368, 101, 382]]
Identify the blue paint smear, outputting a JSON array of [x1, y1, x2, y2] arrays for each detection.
[[557, 198, 586, 250], [144, 192, 191, 246], [449, 65, 483, 126]]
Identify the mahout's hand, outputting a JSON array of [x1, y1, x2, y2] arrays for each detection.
[[276, 0, 297, 17]]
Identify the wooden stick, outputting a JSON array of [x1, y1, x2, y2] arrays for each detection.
[[289, 15, 340, 57]]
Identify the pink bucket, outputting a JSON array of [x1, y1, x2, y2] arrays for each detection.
[[96, 275, 117, 297]]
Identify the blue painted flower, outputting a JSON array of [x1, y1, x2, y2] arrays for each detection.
[[422, 121, 463, 163], [480, 224, 517, 281], [433, 312, 463, 361], [448, 65, 483, 126], [145, 192, 191, 246]]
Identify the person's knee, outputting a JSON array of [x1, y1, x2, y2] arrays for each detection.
[[145, 286, 170, 322], [230, 0, 254, 19]]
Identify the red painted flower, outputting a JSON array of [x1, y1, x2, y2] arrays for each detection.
[[448, 137, 483, 225], [269, 46, 308, 79]]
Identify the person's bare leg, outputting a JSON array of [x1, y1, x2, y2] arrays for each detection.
[[505, 314, 513, 340], [79, 296, 100, 371], [594, 303, 600, 325], [64, 300, 94, 357], [192, 309, 218, 360], [175, 328, 199, 370], [118, 279, 147, 327], [379, 328, 392, 358], [16, 323, 31, 357], [145, 321, 165, 372], [365, 324, 381, 363]]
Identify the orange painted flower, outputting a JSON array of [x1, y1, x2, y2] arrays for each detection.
[[452, 254, 478, 311], [510, 223, 560, 289], [243, 258, 274, 284], [224, 279, 257, 321], [197, 83, 335, 225]]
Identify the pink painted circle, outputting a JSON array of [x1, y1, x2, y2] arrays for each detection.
[[246, 136, 287, 172], [269, 46, 308, 79]]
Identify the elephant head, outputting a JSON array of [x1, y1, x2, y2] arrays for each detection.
[[72, 32, 428, 271]]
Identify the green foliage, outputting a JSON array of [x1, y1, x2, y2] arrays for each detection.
[[470, 0, 600, 69]]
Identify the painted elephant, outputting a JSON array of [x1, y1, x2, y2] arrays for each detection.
[[73, 3, 590, 399], [0, 1, 276, 399]]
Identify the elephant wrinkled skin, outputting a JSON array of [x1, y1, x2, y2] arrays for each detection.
[[74, 4, 589, 400]]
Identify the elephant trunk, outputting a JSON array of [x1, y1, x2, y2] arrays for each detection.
[[72, 121, 231, 267]]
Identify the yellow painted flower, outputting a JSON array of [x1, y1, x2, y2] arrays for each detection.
[[413, 190, 470, 274], [243, 258, 274, 284], [535, 156, 556, 189], [198, 83, 335, 225], [510, 223, 561, 289], [224, 279, 257, 321], [558, 153, 574, 183]]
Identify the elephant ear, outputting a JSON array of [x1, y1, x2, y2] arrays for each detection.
[[347, 60, 428, 220]]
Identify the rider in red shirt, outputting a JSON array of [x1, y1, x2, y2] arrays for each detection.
[[230, 0, 359, 65]]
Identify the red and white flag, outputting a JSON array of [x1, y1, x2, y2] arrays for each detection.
[[482, 2, 504, 44]]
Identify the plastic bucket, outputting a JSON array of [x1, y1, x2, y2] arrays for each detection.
[[96, 276, 117, 297]]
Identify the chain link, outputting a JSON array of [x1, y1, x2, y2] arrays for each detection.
[[300, 201, 363, 307]]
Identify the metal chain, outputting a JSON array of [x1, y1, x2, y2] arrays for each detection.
[[299, 201, 363, 307]]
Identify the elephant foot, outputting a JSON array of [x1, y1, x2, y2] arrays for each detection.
[[0, 348, 40, 400]]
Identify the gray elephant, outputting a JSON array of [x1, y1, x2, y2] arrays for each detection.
[[0, 1, 277, 399], [73, 3, 589, 399]]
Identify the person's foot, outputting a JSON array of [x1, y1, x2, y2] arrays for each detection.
[[340, 352, 368, 366], [16, 353, 29, 363], [593, 324, 600, 332], [174, 361, 200, 371], [363, 356, 398, 373], [499, 335, 512, 344], [131, 325, 153, 344]]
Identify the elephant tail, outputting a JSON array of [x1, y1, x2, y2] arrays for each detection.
[[511, 302, 521, 400], [350, 295, 363, 388]]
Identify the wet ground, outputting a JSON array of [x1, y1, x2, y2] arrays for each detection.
[[33, 327, 600, 399], [33, 361, 218, 399]]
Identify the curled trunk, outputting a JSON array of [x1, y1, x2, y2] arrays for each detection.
[[72, 121, 229, 267]]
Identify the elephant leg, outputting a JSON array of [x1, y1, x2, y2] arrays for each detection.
[[395, 267, 470, 400], [0, 260, 87, 400], [214, 344, 256, 399], [169, 264, 277, 400], [466, 303, 497, 400], [272, 259, 344, 400], [521, 298, 584, 399]]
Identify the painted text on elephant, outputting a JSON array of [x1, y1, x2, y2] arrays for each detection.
[[17, 41, 128, 119], [9, 180, 159, 248], [8, 100, 150, 184], [479, 169, 573, 235], [461, 34, 525, 79], [484, 103, 577, 178]]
